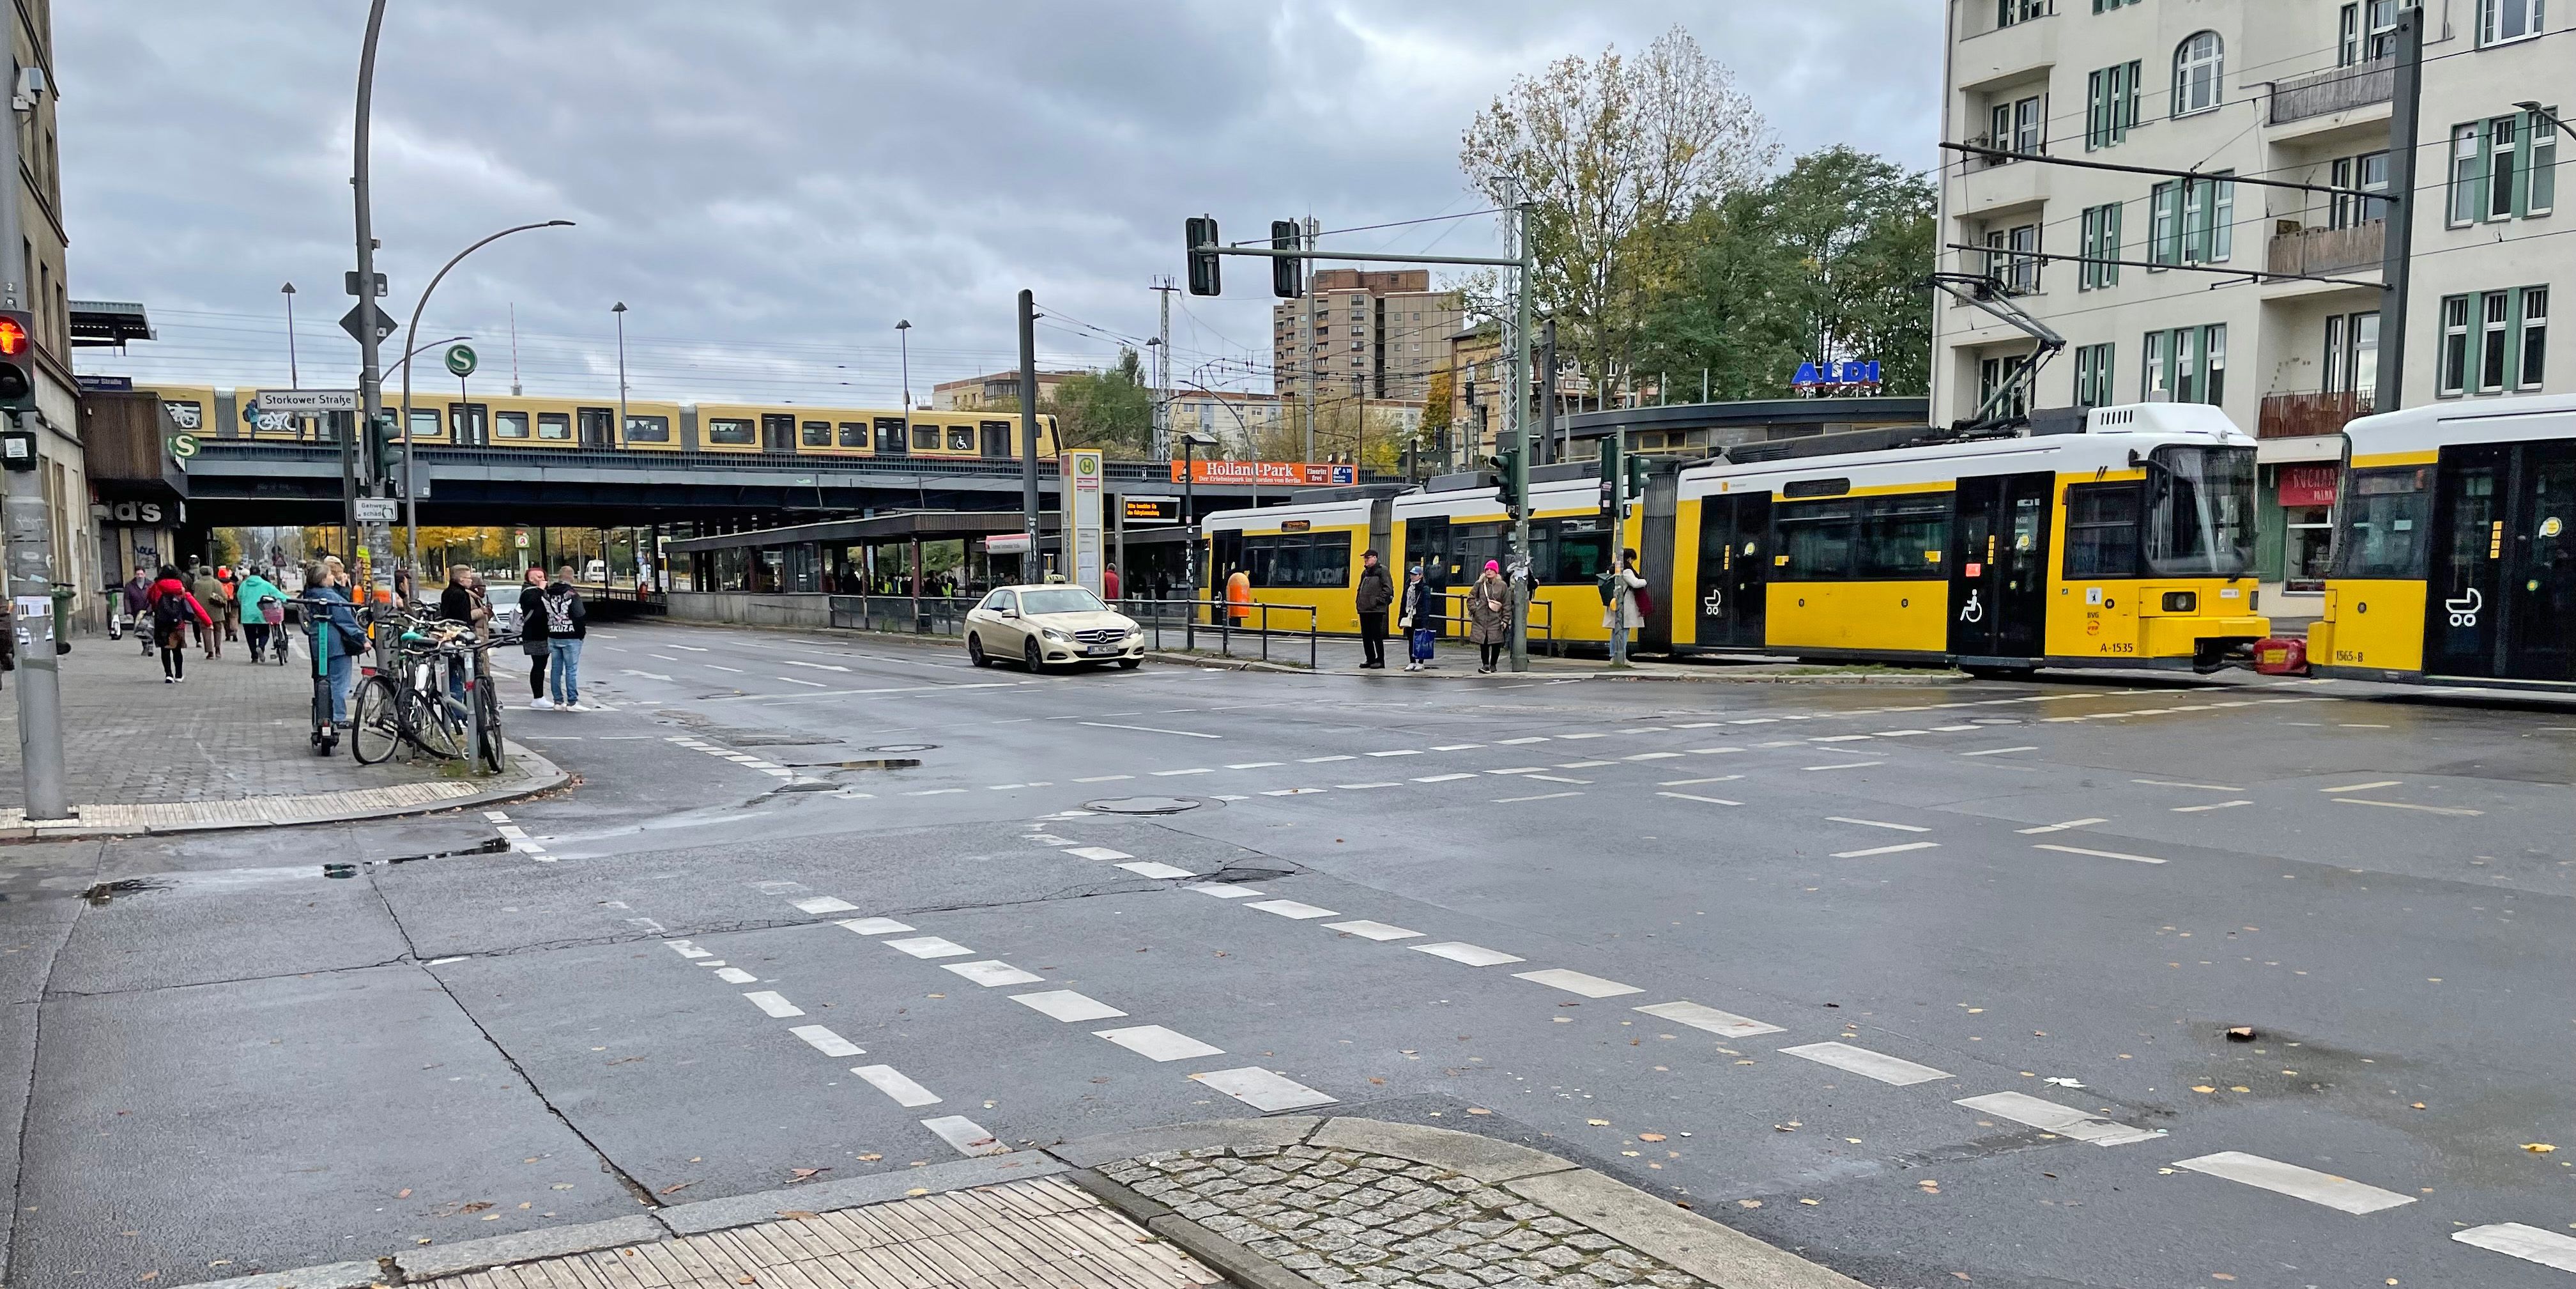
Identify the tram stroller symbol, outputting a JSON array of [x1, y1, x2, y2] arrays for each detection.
[[2445, 586, 2481, 628], [1958, 588, 1984, 623]]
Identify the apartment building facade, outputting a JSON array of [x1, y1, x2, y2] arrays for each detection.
[[1933, 0, 2568, 618], [7, 0, 95, 621], [1271, 269, 1463, 405]]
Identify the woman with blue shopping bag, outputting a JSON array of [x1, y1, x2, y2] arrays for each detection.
[[1399, 563, 1441, 672]]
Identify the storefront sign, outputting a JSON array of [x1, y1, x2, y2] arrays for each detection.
[[2278, 464, 2339, 508], [1168, 460, 1358, 486], [1791, 360, 1882, 390], [985, 533, 1031, 555]]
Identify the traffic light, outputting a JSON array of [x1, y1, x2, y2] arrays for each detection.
[[1597, 436, 1621, 519], [1491, 448, 1522, 519], [1271, 220, 1303, 298], [364, 411, 399, 483], [1185, 215, 1222, 296], [0, 309, 34, 413], [1626, 453, 1650, 509]]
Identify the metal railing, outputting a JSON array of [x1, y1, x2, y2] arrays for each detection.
[[1119, 598, 1321, 669], [828, 594, 977, 636], [192, 439, 1395, 485]]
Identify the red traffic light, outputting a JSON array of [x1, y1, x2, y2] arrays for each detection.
[[0, 314, 27, 357]]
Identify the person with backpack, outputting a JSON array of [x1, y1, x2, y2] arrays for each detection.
[[1602, 548, 1648, 667], [540, 564, 588, 710], [214, 565, 241, 644], [234, 565, 285, 662], [189, 563, 227, 660], [146, 564, 211, 683]]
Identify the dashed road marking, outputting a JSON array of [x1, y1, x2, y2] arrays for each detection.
[[743, 991, 804, 1018], [1225, 762, 1283, 769], [1495, 736, 1549, 745], [1072, 775, 1133, 783], [1365, 749, 1423, 758], [1633, 1000, 1783, 1038], [1779, 1041, 1949, 1085], [1151, 768, 1215, 777], [1657, 791, 1742, 806], [1430, 743, 1483, 751], [1557, 760, 1615, 769], [1096, 1024, 1225, 1061], [778, 677, 831, 688], [2172, 799, 2253, 813], [1322, 920, 1422, 941], [1410, 941, 1525, 966], [1961, 746, 2038, 757], [903, 789, 967, 796], [2018, 818, 2106, 835], [713, 967, 758, 984], [1804, 760, 1883, 771], [1246, 899, 1338, 920], [1522, 773, 1590, 784], [2334, 798, 2483, 816], [788, 1024, 865, 1058], [1079, 721, 1221, 739], [1514, 968, 1642, 998], [1186, 883, 1261, 899], [1262, 787, 1328, 796], [2454, 1223, 2576, 1273], [1828, 817, 1929, 833], [850, 1065, 941, 1107], [1412, 773, 1479, 783], [1685, 747, 1744, 755], [2133, 778, 2242, 791], [1659, 775, 1744, 787], [2035, 843, 2168, 866], [1496, 790, 1584, 803], [2319, 780, 2402, 792], [1116, 861, 1197, 879], [919, 1115, 1010, 1157], [1192, 1066, 1337, 1112], [943, 960, 1044, 987], [882, 936, 974, 959], [792, 895, 859, 915], [1011, 990, 1128, 1023], [1954, 1092, 2160, 1146], [2170, 1152, 2414, 1214], [1832, 841, 1940, 858], [1066, 846, 1134, 861], [838, 917, 914, 936]]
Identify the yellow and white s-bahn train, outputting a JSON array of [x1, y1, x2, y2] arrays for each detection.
[[1200, 401, 2273, 674], [2308, 391, 2576, 690], [141, 383, 1059, 462]]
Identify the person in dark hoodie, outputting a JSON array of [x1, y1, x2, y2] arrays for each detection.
[[540, 564, 588, 710], [516, 566, 555, 709]]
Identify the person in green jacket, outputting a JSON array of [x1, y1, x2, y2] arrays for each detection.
[[234, 566, 286, 661]]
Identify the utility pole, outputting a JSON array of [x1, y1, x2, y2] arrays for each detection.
[[1016, 290, 1042, 576], [351, 0, 395, 592], [1538, 318, 1557, 466], [0, 70, 63, 820], [1508, 187, 1535, 673], [281, 282, 300, 388], [1151, 277, 1175, 460], [1302, 215, 1319, 464], [2377, 8, 2423, 414]]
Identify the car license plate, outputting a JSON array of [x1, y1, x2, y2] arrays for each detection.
[[1084, 645, 1123, 656]]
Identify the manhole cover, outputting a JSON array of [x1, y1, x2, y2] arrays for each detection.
[[1085, 796, 1203, 815], [868, 743, 939, 753]]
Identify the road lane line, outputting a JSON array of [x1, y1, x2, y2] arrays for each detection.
[[1779, 1041, 1949, 1085], [1246, 899, 1338, 920], [2334, 798, 2483, 815], [2133, 778, 2242, 791], [1412, 773, 1478, 783], [2319, 780, 2402, 792], [1225, 762, 1283, 769], [1071, 775, 1133, 783], [1657, 792, 1743, 806], [1409, 942, 1525, 966], [1828, 817, 1930, 833], [1633, 1000, 1784, 1038], [1079, 720, 1220, 738], [1659, 775, 1744, 787], [1116, 861, 1197, 879], [1185, 883, 1261, 899], [1484, 767, 1547, 775], [1192, 1066, 1337, 1111], [942, 961, 1043, 987], [850, 1065, 940, 1107], [2035, 843, 2167, 865], [1557, 760, 1615, 769], [792, 896, 859, 914], [882, 936, 974, 959], [712, 967, 758, 984], [1623, 752, 1684, 760], [2455, 1223, 2576, 1273], [1300, 755, 1356, 762], [1954, 1092, 2160, 1146], [837, 917, 914, 935], [1334, 782, 1403, 790], [1803, 761, 1883, 771], [778, 677, 831, 687], [1323, 920, 1422, 941], [1066, 846, 1133, 861], [1832, 842, 1941, 858], [788, 1024, 865, 1058], [1261, 787, 1328, 796], [1494, 791, 1583, 803], [743, 991, 804, 1018], [2017, 818, 2106, 834], [919, 1115, 1010, 1156], [1961, 746, 2038, 756], [2170, 1152, 2414, 1214], [1011, 990, 1128, 1022], [1513, 968, 1643, 998], [1095, 1024, 1225, 1061], [783, 660, 852, 672], [2172, 799, 2253, 812], [707, 665, 744, 673], [1810, 735, 1873, 744], [1150, 768, 1215, 776], [1496, 736, 1549, 744], [1365, 749, 1423, 757], [1430, 743, 1483, 751], [1685, 746, 1744, 755]]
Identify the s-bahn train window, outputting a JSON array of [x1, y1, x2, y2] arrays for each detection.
[[624, 414, 671, 443], [408, 408, 441, 441], [802, 421, 831, 447], [911, 422, 939, 451], [2142, 444, 2255, 576], [495, 411, 530, 440], [2062, 482, 2144, 578], [2334, 467, 2432, 578], [707, 417, 755, 445], [1775, 500, 1858, 577], [948, 426, 974, 452], [839, 422, 867, 447], [537, 412, 571, 440], [875, 417, 907, 454]]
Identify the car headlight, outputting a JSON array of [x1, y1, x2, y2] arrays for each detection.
[[1040, 626, 1070, 642]]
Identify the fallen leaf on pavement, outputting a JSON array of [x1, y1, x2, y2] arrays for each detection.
[[396, 1189, 411, 1199], [2212, 1275, 2235, 1282], [856, 1154, 882, 1162], [1467, 1108, 1492, 1115], [2524, 1143, 2557, 1154], [906, 1187, 930, 1196], [459, 1201, 493, 1214], [658, 1182, 693, 1196], [1737, 1199, 1761, 1208], [2229, 1086, 2251, 1093], [789, 1168, 827, 1180], [1368, 1077, 1386, 1085], [1798, 1198, 1820, 1206], [2191, 1086, 2217, 1094], [1637, 1132, 1664, 1141], [1588, 1118, 1611, 1126]]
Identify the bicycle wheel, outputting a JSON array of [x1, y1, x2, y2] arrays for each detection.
[[349, 675, 402, 765], [476, 683, 507, 773]]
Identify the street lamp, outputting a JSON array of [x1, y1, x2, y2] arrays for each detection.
[[613, 302, 628, 445], [894, 319, 913, 409], [1179, 429, 1216, 651], [2517, 102, 2575, 141], [397, 219, 576, 576], [280, 282, 299, 390]]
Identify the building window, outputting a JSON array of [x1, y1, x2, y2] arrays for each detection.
[[2330, 151, 2392, 226], [1986, 223, 2041, 293], [2078, 203, 2122, 288], [2341, 1, 2410, 63], [2451, 109, 2559, 225], [2521, 287, 2550, 389], [1998, 0, 2049, 26], [2149, 182, 2180, 266], [2480, 0, 2544, 45], [2533, 109, 2559, 213], [2085, 61, 2140, 150], [2142, 324, 2227, 405], [2172, 31, 2224, 117], [2450, 125, 2484, 224], [2324, 311, 2382, 401], [2481, 292, 2513, 392], [1988, 93, 2043, 160], [2439, 295, 2472, 395], [2490, 116, 2522, 220], [2074, 343, 2116, 406], [2093, 0, 2140, 10], [1979, 355, 2030, 419]]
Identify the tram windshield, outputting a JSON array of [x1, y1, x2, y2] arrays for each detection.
[[2143, 445, 2255, 577]]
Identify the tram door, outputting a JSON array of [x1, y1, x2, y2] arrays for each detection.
[[2428, 442, 2576, 681], [1948, 472, 2052, 660], [1693, 493, 1769, 647]]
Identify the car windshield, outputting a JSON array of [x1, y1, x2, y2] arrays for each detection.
[[2144, 444, 2255, 578], [1018, 588, 1107, 615]]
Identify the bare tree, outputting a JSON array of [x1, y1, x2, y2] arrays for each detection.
[[1460, 26, 1775, 402]]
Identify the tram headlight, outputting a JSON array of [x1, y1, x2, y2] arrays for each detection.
[[2162, 591, 2197, 613]]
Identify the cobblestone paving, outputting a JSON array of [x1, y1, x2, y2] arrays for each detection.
[[1103, 1143, 1714, 1289]]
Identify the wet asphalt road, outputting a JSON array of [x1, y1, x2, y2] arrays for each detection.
[[4, 619, 2570, 1288]]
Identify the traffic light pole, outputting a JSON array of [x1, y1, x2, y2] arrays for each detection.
[[0, 70, 63, 818], [351, 0, 394, 596]]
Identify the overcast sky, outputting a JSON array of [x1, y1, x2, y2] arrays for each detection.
[[59, 1, 1939, 406]]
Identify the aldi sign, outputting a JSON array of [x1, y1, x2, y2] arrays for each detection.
[[1792, 360, 1883, 391]]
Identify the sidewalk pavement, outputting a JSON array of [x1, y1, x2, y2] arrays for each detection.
[[0, 631, 562, 837], [206, 1116, 1862, 1289]]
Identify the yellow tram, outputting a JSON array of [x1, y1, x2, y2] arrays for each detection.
[[2307, 392, 2576, 690]]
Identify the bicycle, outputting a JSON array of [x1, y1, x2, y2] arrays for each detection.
[[351, 625, 516, 771]]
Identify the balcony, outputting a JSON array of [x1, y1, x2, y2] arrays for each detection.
[[2267, 220, 2384, 279], [2259, 390, 2371, 440], [2269, 58, 2393, 126]]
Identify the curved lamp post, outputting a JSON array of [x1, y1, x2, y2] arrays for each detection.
[[398, 219, 575, 576]]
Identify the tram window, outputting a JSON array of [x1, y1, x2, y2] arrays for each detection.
[[1857, 495, 1951, 578], [537, 412, 571, 440], [802, 421, 831, 447], [1531, 518, 1611, 583], [2143, 445, 2255, 576], [494, 411, 530, 440], [2062, 482, 2143, 578], [707, 417, 755, 445], [624, 414, 670, 443], [912, 424, 939, 451], [1775, 500, 1857, 578], [2334, 467, 2431, 578], [839, 422, 868, 447]]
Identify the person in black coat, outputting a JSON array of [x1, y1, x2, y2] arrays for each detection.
[[1353, 548, 1394, 669], [517, 567, 555, 708], [1399, 563, 1442, 671]]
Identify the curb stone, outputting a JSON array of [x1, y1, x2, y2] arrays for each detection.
[[0, 742, 567, 842], [1046, 1115, 1871, 1289]]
